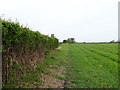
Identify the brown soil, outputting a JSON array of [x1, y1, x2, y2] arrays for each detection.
[[40, 65, 66, 88]]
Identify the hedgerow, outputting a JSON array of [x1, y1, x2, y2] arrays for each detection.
[[2, 20, 58, 53], [2, 19, 59, 87]]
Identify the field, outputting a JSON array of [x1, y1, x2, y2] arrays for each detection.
[[66, 43, 118, 88], [40, 43, 118, 88]]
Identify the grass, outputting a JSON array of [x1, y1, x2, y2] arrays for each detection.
[[3, 44, 69, 88], [65, 43, 118, 88], [40, 43, 118, 88], [4, 61, 43, 88], [54, 75, 66, 80]]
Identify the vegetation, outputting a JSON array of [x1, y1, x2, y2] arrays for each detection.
[[12, 43, 117, 88], [2, 19, 59, 88], [65, 43, 118, 88], [2, 20, 58, 53], [63, 40, 68, 43], [35, 43, 118, 88], [2, 44, 68, 88]]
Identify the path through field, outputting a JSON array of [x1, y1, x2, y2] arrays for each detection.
[[40, 43, 118, 88]]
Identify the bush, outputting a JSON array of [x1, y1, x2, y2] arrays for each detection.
[[2, 20, 59, 53], [63, 40, 68, 43]]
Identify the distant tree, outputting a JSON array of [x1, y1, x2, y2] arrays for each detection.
[[63, 40, 68, 43]]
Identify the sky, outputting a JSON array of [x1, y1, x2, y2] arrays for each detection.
[[0, 0, 119, 42]]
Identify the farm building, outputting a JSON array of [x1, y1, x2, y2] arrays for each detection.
[[68, 38, 76, 43], [51, 34, 55, 37]]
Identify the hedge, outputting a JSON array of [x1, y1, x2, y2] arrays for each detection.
[[2, 19, 59, 85], [2, 20, 58, 53]]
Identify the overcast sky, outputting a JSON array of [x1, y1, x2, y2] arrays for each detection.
[[0, 0, 119, 42]]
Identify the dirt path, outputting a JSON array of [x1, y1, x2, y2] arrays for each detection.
[[40, 65, 66, 88]]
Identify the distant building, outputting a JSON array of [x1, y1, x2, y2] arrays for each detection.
[[68, 38, 76, 43], [51, 34, 55, 38]]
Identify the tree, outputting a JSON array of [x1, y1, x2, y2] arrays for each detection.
[[63, 40, 68, 43]]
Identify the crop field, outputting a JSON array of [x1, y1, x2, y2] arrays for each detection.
[[40, 43, 119, 88], [64, 43, 118, 88]]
